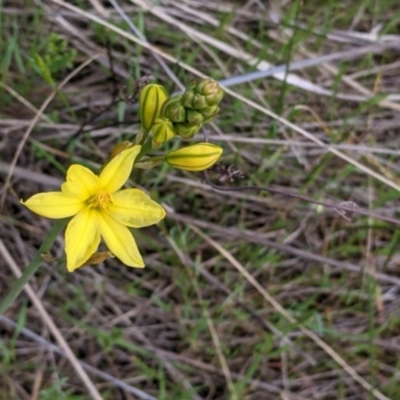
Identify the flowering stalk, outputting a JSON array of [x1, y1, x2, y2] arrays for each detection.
[[19, 78, 225, 276]]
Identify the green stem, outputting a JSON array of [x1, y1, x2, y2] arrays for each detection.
[[135, 139, 154, 164], [0, 218, 68, 315], [139, 127, 151, 146]]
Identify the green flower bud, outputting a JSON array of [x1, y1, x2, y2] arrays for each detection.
[[139, 84, 168, 130], [206, 90, 224, 105], [162, 95, 186, 123], [181, 91, 194, 108], [182, 92, 208, 109], [201, 105, 219, 116], [151, 117, 175, 144], [165, 143, 223, 171], [186, 110, 204, 126], [186, 79, 224, 108], [201, 106, 220, 124], [173, 123, 201, 139], [197, 79, 224, 100]]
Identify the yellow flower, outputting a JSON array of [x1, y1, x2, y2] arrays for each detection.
[[165, 143, 223, 171], [21, 146, 165, 272]]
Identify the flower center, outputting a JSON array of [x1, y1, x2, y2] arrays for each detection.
[[87, 192, 113, 210]]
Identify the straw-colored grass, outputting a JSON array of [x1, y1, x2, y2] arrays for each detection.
[[1, 1, 400, 399]]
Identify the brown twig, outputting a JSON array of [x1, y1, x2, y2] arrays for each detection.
[[203, 169, 400, 226]]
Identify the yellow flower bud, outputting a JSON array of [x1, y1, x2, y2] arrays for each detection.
[[165, 143, 223, 171], [152, 117, 175, 144], [139, 84, 169, 130]]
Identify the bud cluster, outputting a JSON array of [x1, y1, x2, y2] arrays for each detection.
[[162, 79, 224, 139], [135, 78, 225, 172]]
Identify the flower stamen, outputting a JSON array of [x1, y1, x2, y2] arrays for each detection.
[[87, 192, 113, 210]]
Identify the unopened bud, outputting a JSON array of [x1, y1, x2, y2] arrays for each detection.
[[173, 123, 201, 139], [139, 84, 168, 130], [162, 95, 186, 123], [186, 110, 204, 126], [152, 117, 175, 144], [183, 79, 224, 109], [165, 143, 223, 171]]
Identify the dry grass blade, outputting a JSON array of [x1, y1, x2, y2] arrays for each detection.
[[49, 0, 400, 194], [132, 0, 400, 107], [0, 82, 52, 120], [3, 1, 399, 398], [108, 0, 184, 90], [48, 0, 198, 69], [169, 210, 400, 286], [188, 225, 391, 400], [222, 86, 400, 194], [166, 234, 238, 400], [0, 54, 99, 213], [0, 316, 158, 400], [0, 240, 103, 400]]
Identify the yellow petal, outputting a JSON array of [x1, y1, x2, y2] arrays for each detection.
[[99, 146, 141, 193], [108, 189, 165, 228], [21, 192, 84, 218], [65, 208, 101, 272], [98, 212, 144, 268], [61, 164, 99, 200]]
